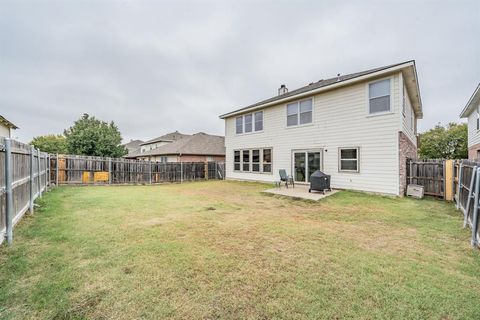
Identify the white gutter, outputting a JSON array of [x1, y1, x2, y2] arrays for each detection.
[[219, 61, 416, 119]]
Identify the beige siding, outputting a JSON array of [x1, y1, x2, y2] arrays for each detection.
[[0, 125, 10, 137], [400, 74, 417, 146], [225, 73, 404, 195], [467, 103, 480, 148]]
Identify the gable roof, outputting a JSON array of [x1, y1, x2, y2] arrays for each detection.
[[219, 60, 423, 119], [126, 132, 225, 158], [140, 131, 189, 146], [0, 115, 19, 129], [460, 83, 480, 118], [122, 139, 144, 148]]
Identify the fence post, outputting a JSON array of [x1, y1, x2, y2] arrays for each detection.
[[37, 149, 42, 198], [456, 162, 463, 209], [29, 145, 35, 214], [44, 153, 48, 191], [108, 158, 112, 185], [55, 153, 59, 186], [5, 138, 13, 245], [471, 168, 480, 248], [464, 165, 477, 228], [180, 162, 183, 183], [149, 160, 152, 184], [215, 161, 218, 180]]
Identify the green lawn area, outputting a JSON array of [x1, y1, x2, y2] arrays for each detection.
[[1, 181, 479, 319]]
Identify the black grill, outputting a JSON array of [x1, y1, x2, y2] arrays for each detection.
[[309, 170, 331, 194]]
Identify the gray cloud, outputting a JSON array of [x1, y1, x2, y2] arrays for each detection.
[[1, 0, 479, 142]]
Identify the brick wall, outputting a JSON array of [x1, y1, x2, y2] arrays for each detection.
[[399, 132, 417, 196], [468, 143, 480, 159]]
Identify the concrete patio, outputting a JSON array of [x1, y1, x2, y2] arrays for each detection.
[[263, 184, 339, 201]]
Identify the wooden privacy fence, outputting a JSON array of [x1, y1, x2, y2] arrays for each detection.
[[406, 159, 455, 200], [51, 155, 225, 185], [0, 138, 50, 245]]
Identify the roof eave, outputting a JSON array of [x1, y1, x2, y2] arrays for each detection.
[[460, 84, 480, 118], [219, 61, 418, 119]]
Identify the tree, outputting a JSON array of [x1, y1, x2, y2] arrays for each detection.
[[30, 134, 68, 154], [64, 114, 127, 157], [418, 122, 467, 159]]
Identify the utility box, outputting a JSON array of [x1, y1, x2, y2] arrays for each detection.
[[407, 184, 424, 199]]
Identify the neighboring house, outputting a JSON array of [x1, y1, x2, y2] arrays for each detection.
[[0, 115, 18, 138], [122, 139, 144, 157], [125, 131, 225, 162], [220, 60, 423, 196], [460, 83, 480, 159]]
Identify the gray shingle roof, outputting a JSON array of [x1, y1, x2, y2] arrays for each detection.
[[126, 132, 225, 158], [219, 61, 414, 118], [140, 131, 189, 146]]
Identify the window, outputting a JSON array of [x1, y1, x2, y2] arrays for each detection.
[[339, 148, 359, 172], [234, 151, 240, 171], [477, 108, 479, 130], [233, 148, 272, 173], [242, 150, 250, 171], [254, 111, 263, 131], [244, 114, 253, 133], [236, 112, 263, 134], [252, 150, 260, 172], [262, 149, 272, 173], [236, 116, 243, 134], [287, 98, 313, 126], [369, 79, 391, 114], [159, 156, 168, 163]]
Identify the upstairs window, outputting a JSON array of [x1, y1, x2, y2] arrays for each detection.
[[287, 98, 313, 126], [254, 111, 263, 131], [339, 148, 360, 172], [236, 111, 263, 134], [244, 114, 253, 133], [369, 79, 391, 114], [236, 116, 243, 134]]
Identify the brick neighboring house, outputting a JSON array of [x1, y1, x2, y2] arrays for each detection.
[[460, 83, 480, 159], [125, 131, 225, 163], [0, 115, 18, 138]]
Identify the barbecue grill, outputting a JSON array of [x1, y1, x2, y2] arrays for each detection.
[[309, 170, 331, 194]]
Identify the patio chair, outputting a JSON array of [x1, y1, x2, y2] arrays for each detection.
[[279, 169, 294, 188]]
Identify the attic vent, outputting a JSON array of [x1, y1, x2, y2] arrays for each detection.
[[278, 84, 288, 95], [336, 74, 341, 82]]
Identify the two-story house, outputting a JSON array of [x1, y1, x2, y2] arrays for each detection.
[[460, 83, 480, 159], [220, 61, 423, 196]]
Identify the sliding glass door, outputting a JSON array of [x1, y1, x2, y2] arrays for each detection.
[[293, 150, 322, 183]]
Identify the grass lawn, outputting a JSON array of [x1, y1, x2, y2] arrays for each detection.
[[1, 181, 480, 319]]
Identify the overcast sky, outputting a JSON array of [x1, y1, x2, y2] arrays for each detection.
[[1, 0, 479, 142]]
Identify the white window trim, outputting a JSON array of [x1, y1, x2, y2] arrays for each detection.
[[235, 111, 264, 136], [338, 147, 360, 173], [233, 148, 273, 174], [285, 97, 314, 128], [366, 76, 394, 117]]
